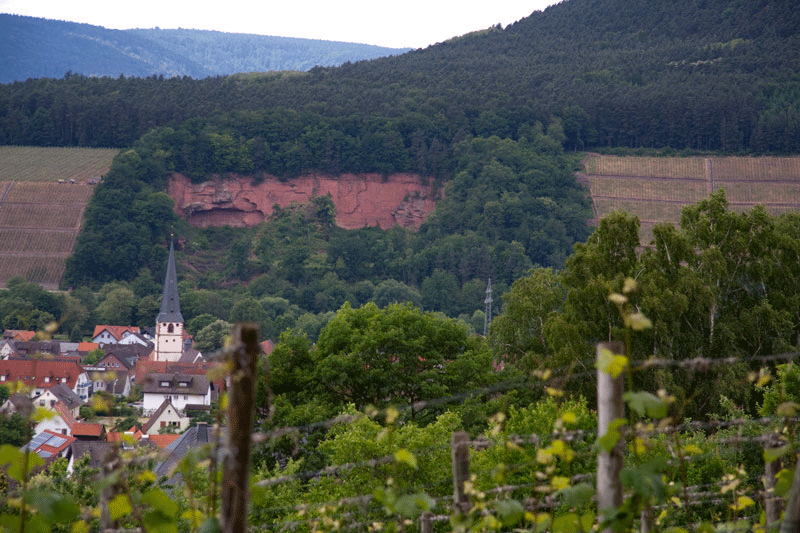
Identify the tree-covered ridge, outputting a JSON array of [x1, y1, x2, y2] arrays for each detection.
[[62, 126, 590, 334], [0, 14, 408, 83], [1, 0, 798, 153]]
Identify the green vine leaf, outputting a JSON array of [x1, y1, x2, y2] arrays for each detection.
[[494, 499, 524, 527], [624, 391, 668, 419], [764, 444, 791, 464], [394, 449, 418, 470], [597, 348, 628, 378], [597, 418, 627, 452], [108, 494, 132, 521]]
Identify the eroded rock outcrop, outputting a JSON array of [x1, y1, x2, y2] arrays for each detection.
[[168, 173, 440, 230]]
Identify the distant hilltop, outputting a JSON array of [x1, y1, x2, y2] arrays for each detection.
[[0, 14, 411, 83]]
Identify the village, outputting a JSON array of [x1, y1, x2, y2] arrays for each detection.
[[0, 241, 271, 476]]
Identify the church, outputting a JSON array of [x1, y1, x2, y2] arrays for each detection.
[[150, 240, 200, 363]]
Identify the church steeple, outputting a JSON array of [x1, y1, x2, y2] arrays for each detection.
[[157, 238, 183, 324], [153, 238, 184, 362]]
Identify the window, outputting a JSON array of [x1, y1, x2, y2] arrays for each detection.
[[167, 324, 174, 333]]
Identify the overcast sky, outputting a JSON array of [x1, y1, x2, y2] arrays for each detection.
[[0, 0, 561, 49]]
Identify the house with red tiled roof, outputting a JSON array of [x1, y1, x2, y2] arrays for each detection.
[[23, 429, 76, 463], [77, 342, 100, 354], [0, 359, 91, 401], [146, 433, 181, 449], [3, 330, 36, 342], [71, 422, 106, 441], [92, 325, 141, 346], [35, 400, 76, 436]]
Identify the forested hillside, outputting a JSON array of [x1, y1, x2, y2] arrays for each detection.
[[0, 14, 408, 83], [1, 0, 798, 335], [1, 0, 798, 151]]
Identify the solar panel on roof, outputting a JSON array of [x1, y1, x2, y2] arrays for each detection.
[[37, 450, 53, 458], [27, 433, 49, 449], [46, 436, 67, 447]]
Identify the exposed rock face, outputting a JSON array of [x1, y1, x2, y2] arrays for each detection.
[[168, 173, 440, 230]]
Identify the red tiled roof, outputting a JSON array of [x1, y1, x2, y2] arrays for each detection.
[[4, 330, 36, 341], [146, 433, 180, 449], [77, 342, 100, 352], [52, 401, 77, 428], [0, 359, 85, 389], [107, 426, 145, 443], [71, 422, 105, 438], [260, 340, 275, 355], [92, 326, 140, 342]]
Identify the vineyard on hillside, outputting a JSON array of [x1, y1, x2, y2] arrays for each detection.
[[580, 155, 800, 245], [0, 146, 118, 182], [0, 147, 116, 289]]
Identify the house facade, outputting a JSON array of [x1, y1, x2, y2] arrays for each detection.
[[0, 359, 92, 401], [92, 325, 141, 345], [143, 398, 189, 433], [141, 372, 211, 414]]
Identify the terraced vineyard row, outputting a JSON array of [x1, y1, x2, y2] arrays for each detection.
[[582, 155, 707, 179], [0, 255, 68, 288], [0, 229, 77, 253], [0, 203, 85, 229], [582, 154, 800, 245], [4, 182, 95, 203]]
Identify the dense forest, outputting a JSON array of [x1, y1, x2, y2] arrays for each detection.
[[1, 0, 799, 152]]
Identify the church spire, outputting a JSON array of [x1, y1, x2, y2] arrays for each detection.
[[157, 238, 183, 324]]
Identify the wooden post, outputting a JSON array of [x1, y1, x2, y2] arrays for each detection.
[[765, 439, 784, 529], [780, 454, 800, 533], [452, 431, 471, 516], [420, 511, 433, 533], [221, 324, 260, 533], [597, 341, 625, 531]]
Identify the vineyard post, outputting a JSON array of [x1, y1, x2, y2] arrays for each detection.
[[420, 511, 433, 533], [221, 324, 260, 533], [452, 431, 471, 516], [597, 341, 624, 532], [765, 437, 784, 528], [779, 454, 800, 533]]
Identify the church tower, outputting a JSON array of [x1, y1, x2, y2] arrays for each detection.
[[153, 239, 184, 362]]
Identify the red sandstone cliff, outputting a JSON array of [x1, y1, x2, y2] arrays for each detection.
[[168, 173, 440, 230]]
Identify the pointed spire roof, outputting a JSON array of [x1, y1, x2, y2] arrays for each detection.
[[157, 239, 183, 324]]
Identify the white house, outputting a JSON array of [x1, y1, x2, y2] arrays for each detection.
[[140, 372, 211, 414], [143, 398, 189, 433]]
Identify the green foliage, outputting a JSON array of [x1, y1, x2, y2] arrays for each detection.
[[310, 302, 490, 412]]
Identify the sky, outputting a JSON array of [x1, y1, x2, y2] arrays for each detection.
[[0, 0, 560, 49]]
